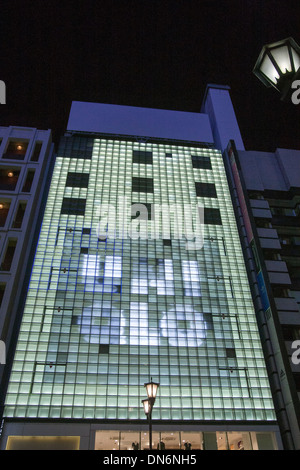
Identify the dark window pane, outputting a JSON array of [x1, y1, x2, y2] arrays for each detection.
[[133, 150, 153, 164], [31, 142, 42, 161], [99, 344, 110, 354], [22, 169, 35, 192], [195, 182, 217, 198], [0, 201, 10, 226], [66, 172, 89, 188], [0, 283, 6, 306], [204, 208, 222, 225], [0, 169, 20, 191], [58, 136, 93, 159], [61, 198, 86, 216], [1, 239, 17, 271], [12, 201, 26, 228], [192, 155, 212, 169], [226, 348, 236, 358], [3, 140, 28, 160], [132, 177, 154, 193]]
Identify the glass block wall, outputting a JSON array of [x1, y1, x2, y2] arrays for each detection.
[[4, 136, 276, 421]]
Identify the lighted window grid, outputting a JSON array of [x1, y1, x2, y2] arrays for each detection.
[[4, 138, 275, 421]]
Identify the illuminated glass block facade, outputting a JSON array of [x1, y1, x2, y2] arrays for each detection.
[[4, 135, 276, 423]]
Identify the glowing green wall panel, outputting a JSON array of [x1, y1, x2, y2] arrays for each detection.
[[4, 138, 276, 421]]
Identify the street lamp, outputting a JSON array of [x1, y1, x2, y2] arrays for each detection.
[[253, 37, 300, 101], [142, 378, 159, 450]]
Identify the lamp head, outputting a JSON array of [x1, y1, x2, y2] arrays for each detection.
[[144, 378, 159, 400], [253, 37, 300, 99]]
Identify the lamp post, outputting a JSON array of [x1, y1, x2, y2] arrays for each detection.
[[253, 37, 300, 102], [142, 378, 159, 450]]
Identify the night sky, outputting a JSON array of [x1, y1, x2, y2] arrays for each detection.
[[0, 0, 299, 151]]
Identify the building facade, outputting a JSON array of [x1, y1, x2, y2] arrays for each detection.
[[0, 126, 54, 404], [0, 87, 284, 450], [223, 142, 300, 449]]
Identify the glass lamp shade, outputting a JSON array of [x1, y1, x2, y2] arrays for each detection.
[[144, 379, 159, 399], [142, 398, 152, 416], [253, 37, 300, 92]]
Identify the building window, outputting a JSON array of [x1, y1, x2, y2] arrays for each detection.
[[1, 239, 17, 271], [132, 177, 154, 193], [12, 201, 27, 228], [61, 198, 86, 216], [204, 207, 222, 225], [0, 200, 11, 226], [226, 348, 237, 358], [0, 283, 6, 307], [282, 325, 300, 341], [99, 344, 110, 354], [3, 140, 29, 160], [192, 155, 212, 169], [0, 169, 20, 191], [293, 373, 300, 392], [65, 172, 89, 188], [58, 136, 93, 160], [165, 153, 172, 158], [22, 169, 35, 192], [132, 150, 153, 164], [30, 142, 42, 162], [195, 182, 217, 198]]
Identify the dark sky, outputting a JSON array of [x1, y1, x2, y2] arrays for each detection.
[[0, 0, 299, 151]]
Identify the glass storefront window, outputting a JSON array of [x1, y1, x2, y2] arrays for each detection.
[[181, 432, 203, 450]]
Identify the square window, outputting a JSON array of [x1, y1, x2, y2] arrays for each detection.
[[61, 198, 86, 216], [226, 348, 236, 358], [204, 208, 222, 225], [3, 140, 29, 160], [132, 177, 154, 193], [192, 155, 212, 169], [195, 182, 217, 198], [99, 344, 110, 354], [66, 172, 89, 188]]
